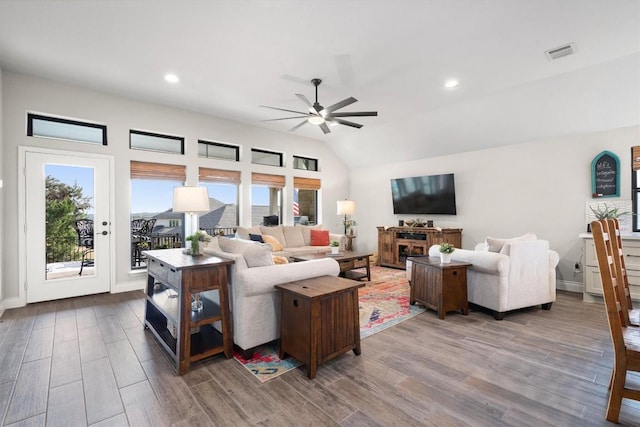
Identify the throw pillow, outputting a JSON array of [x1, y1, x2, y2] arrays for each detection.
[[241, 243, 275, 268], [262, 234, 284, 252], [272, 255, 289, 265], [484, 232, 537, 253], [260, 225, 287, 248], [283, 225, 305, 248], [310, 229, 330, 246], [249, 233, 264, 243]]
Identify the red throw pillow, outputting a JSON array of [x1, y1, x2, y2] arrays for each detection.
[[310, 229, 330, 246]]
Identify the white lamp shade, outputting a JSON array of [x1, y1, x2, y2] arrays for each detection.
[[173, 186, 210, 214], [337, 200, 355, 215]]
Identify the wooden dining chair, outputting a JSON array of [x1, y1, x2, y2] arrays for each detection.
[[591, 220, 640, 422], [606, 218, 640, 326]]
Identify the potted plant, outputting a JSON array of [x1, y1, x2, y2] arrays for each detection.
[[589, 203, 629, 220], [185, 230, 210, 256], [330, 240, 340, 254], [439, 242, 455, 264]]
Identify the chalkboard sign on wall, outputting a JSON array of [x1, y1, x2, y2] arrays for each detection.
[[591, 151, 620, 198]]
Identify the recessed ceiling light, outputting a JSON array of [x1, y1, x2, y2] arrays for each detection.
[[164, 74, 179, 83], [444, 79, 459, 89]]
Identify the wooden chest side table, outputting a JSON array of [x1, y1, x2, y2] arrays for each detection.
[[409, 256, 471, 320], [275, 275, 364, 379]]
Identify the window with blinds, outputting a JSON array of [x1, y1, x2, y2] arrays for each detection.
[[130, 161, 186, 269], [199, 167, 240, 230], [293, 177, 320, 225], [251, 172, 284, 226]]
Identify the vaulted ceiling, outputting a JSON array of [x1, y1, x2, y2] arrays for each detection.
[[0, 0, 638, 169]]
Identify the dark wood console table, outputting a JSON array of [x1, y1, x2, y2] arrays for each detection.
[[377, 226, 462, 269], [143, 249, 234, 375]]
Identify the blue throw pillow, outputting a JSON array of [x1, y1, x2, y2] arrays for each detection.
[[249, 233, 264, 243]]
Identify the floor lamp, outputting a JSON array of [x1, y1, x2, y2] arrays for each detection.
[[337, 200, 355, 235]]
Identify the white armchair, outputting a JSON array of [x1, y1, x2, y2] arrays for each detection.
[[408, 238, 559, 319]]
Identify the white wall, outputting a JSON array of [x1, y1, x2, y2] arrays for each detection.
[[1, 72, 349, 305], [350, 126, 640, 291], [0, 66, 4, 313]]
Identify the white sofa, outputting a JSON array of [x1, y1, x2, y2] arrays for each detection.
[[236, 224, 346, 258], [407, 236, 559, 319], [203, 236, 340, 358]]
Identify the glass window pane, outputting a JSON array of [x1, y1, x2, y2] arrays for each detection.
[[29, 114, 106, 145], [198, 141, 239, 161], [130, 131, 184, 154], [294, 188, 317, 225], [45, 165, 95, 278], [251, 149, 282, 167], [131, 179, 184, 269], [252, 185, 281, 226], [293, 156, 318, 171], [199, 182, 239, 235]]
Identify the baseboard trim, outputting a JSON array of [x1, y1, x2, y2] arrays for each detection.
[[557, 280, 583, 293], [2, 297, 25, 310], [113, 280, 145, 294]]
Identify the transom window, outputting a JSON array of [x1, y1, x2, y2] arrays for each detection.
[[27, 113, 107, 145], [293, 156, 318, 171], [130, 130, 184, 154], [251, 149, 283, 167], [198, 140, 239, 161]]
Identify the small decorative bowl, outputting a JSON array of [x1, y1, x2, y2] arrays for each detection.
[[404, 220, 415, 227]]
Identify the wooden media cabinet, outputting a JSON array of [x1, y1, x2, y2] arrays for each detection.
[[377, 226, 462, 269]]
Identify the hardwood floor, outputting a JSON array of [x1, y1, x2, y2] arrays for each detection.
[[0, 290, 639, 426]]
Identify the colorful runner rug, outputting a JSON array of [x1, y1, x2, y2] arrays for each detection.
[[233, 266, 425, 382]]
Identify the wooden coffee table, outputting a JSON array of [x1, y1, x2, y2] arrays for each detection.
[[275, 275, 364, 379], [291, 251, 373, 281]]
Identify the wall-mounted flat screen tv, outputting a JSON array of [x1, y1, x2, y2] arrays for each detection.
[[390, 173, 457, 215]]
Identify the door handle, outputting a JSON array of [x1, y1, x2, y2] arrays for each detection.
[[102, 221, 108, 226], [101, 231, 108, 236]]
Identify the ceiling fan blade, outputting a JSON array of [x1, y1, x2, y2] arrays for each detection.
[[319, 122, 331, 134], [322, 97, 357, 114], [261, 116, 309, 122], [260, 105, 309, 115], [332, 118, 363, 129], [329, 111, 378, 117], [295, 94, 314, 109], [289, 120, 308, 132]]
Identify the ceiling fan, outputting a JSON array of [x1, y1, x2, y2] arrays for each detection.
[[260, 78, 378, 134]]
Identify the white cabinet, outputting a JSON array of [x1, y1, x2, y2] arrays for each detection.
[[582, 234, 640, 302]]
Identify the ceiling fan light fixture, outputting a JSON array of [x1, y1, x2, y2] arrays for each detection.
[[444, 79, 459, 89], [308, 116, 325, 125]]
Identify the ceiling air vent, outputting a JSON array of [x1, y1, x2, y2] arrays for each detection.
[[545, 43, 576, 61]]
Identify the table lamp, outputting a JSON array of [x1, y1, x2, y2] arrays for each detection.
[[337, 200, 355, 235], [173, 186, 210, 236]]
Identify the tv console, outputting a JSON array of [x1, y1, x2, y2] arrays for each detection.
[[377, 226, 463, 269]]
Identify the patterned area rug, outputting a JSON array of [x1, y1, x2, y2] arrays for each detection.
[[233, 266, 425, 382]]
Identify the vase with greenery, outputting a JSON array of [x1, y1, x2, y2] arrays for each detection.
[[330, 239, 340, 254], [185, 231, 210, 256], [439, 242, 455, 264]]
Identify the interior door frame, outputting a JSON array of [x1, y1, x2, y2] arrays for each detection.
[[17, 146, 116, 306]]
